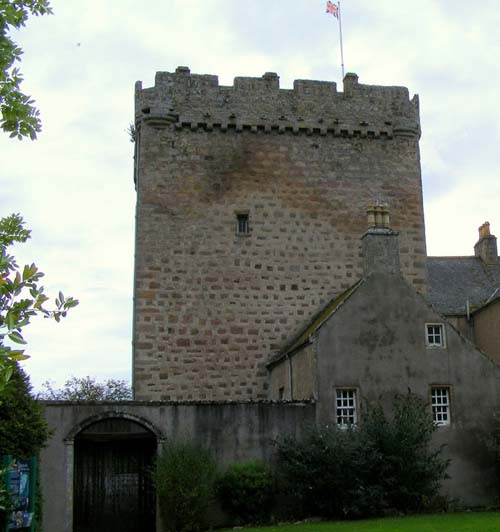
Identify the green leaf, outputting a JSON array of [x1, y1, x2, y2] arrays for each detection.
[[3, 365, 13, 384], [64, 298, 79, 309], [8, 331, 27, 344], [10, 353, 29, 361], [7, 312, 15, 330]]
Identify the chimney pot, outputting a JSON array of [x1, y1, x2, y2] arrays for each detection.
[[382, 206, 390, 228], [366, 204, 390, 229], [367, 206, 376, 227], [474, 222, 498, 264], [479, 222, 491, 238]]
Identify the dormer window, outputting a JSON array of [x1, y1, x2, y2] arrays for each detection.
[[426, 323, 446, 348], [236, 212, 250, 236]]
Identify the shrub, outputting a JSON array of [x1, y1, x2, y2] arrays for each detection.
[[217, 460, 275, 524], [486, 413, 500, 490], [362, 394, 449, 513], [155, 440, 217, 532], [275, 424, 378, 519], [275, 393, 448, 520]]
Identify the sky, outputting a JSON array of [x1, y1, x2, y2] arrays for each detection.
[[2, 0, 499, 391]]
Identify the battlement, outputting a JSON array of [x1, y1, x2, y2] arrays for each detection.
[[135, 67, 420, 139]]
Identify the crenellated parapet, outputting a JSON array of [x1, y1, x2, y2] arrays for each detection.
[[135, 67, 420, 139]]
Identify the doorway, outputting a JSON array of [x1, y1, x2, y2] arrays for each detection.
[[73, 417, 156, 532]]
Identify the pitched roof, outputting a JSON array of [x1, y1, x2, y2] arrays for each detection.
[[266, 278, 365, 368], [427, 256, 500, 315]]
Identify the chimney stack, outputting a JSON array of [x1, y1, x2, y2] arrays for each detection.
[[361, 205, 400, 275], [474, 222, 498, 264]]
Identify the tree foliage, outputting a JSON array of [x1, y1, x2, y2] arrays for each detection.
[[39, 375, 132, 401], [0, 364, 49, 459], [0, 0, 52, 139], [0, 213, 78, 392], [0, 364, 50, 528], [275, 394, 449, 520]]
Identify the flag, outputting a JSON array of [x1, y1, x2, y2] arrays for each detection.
[[326, 1, 339, 18]]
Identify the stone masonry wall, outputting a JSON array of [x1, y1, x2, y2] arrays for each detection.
[[133, 68, 427, 400]]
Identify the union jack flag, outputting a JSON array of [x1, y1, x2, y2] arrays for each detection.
[[326, 1, 339, 18]]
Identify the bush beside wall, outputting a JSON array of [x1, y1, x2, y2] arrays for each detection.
[[275, 394, 449, 520], [155, 440, 217, 532], [217, 460, 275, 525]]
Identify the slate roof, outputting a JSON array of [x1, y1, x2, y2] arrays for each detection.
[[427, 257, 500, 315]]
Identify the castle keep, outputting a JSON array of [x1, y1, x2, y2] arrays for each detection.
[[132, 67, 427, 400], [39, 70, 500, 531]]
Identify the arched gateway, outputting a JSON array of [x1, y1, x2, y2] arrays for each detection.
[[70, 413, 159, 532]]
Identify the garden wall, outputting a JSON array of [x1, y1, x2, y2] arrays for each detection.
[[39, 400, 315, 532]]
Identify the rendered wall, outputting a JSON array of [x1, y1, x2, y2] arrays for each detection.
[[314, 272, 500, 506], [133, 68, 427, 400], [40, 401, 315, 532], [473, 300, 500, 363], [446, 315, 472, 340]]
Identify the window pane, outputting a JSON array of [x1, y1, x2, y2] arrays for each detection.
[[336, 389, 357, 427], [431, 387, 450, 425], [426, 324, 444, 347]]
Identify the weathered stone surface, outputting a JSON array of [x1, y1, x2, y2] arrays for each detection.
[[133, 69, 427, 401]]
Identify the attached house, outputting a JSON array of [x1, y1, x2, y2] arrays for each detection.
[[268, 208, 500, 505], [428, 222, 500, 363]]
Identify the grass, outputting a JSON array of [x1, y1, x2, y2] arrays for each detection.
[[220, 512, 500, 532]]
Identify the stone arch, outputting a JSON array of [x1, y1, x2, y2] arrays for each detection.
[[67, 410, 162, 532], [65, 410, 164, 442]]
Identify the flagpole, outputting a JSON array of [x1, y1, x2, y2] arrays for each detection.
[[338, 1, 345, 79]]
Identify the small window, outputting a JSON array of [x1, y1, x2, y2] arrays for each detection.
[[336, 388, 357, 428], [278, 387, 285, 400], [426, 323, 445, 348], [236, 213, 250, 235], [431, 387, 450, 426]]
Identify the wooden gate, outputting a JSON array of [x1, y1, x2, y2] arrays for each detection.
[[74, 418, 156, 532]]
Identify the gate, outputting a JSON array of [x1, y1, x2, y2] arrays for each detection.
[[73, 418, 156, 532]]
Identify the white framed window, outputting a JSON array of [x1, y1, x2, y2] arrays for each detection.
[[235, 213, 250, 236], [335, 388, 357, 428], [425, 323, 446, 348], [431, 387, 450, 426]]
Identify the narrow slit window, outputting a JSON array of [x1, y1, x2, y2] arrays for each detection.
[[236, 213, 250, 235]]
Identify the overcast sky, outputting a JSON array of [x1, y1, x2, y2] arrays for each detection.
[[2, 0, 499, 390]]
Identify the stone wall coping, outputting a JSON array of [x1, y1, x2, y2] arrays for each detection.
[[40, 399, 315, 407]]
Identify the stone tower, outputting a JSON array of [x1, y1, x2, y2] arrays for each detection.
[[132, 67, 426, 400]]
